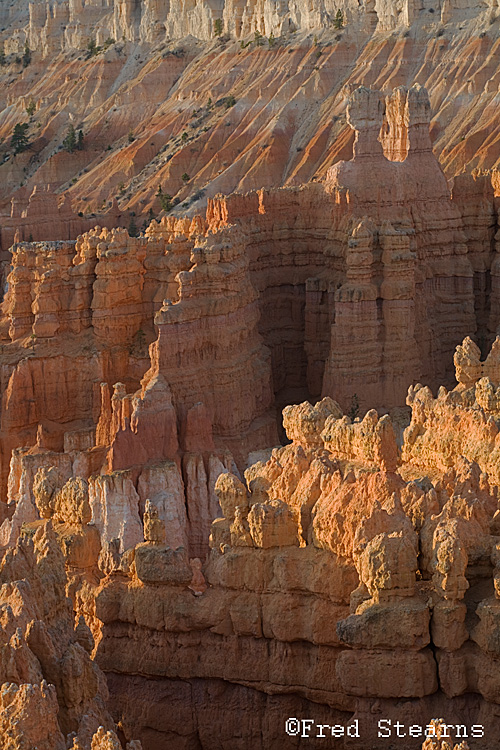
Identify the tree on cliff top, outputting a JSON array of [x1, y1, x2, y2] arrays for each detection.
[[11, 123, 30, 154], [254, 30, 264, 46], [159, 193, 172, 211], [87, 39, 100, 57]]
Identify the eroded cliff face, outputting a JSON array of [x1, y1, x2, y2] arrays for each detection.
[[78, 337, 500, 749], [0, 510, 142, 749], [3, 328, 498, 748], [1, 83, 495, 452], [1, 129, 500, 746], [5, 0, 457, 49], [1, 4, 500, 745], [1, 0, 500, 254]]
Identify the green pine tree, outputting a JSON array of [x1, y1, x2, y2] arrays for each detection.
[[22, 41, 31, 68], [25, 98, 36, 117], [87, 39, 99, 57], [11, 123, 30, 154], [77, 129, 84, 150], [0, 45, 6, 66], [214, 18, 223, 37], [334, 9, 344, 29], [63, 124, 77, 153], [160, 193, 172, 211]]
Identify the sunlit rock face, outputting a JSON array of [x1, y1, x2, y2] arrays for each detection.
[[1, 4, 500, 744]]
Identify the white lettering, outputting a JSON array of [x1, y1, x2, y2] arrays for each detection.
[[347, 720, 360, 738], [316, 724, 329, 738], [378, 719, 392, 738], [394, 721, 406, 737], [285, 718, 301, 736], [425, 724, 436, 738], [409, 725, 423, 738], [301, 720, 315, 738], [441, 724, 451, 738]]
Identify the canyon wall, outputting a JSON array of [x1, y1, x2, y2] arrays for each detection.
[[2, 0, 500, 245], [89, 337, 500, 749], [0, 506, 142, 749], [0, 85, 499, 509], [0, 185, 127, 256], [0, 4, 499, 742], [12, 0, 500, 51], [0, 216, 277, 560], [13, 0, 451, 51]]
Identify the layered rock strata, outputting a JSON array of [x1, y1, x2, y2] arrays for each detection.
[[0, 65, 499, 750], [1, 86, 500, 558], [16, 0, 500, 51], [82, 336, 500, 748], [3, 0, 500, 248], [0, 512, 140, 749], [0, 187, 126, 259]]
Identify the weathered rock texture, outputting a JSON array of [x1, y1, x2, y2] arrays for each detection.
[[2, 0, 500, 251], [3, 82, 494, 472], [65, 337, 496, 749], [0, 186, 127, 254], [0, 215, 278, 558], [1, 6, 500, 744], [0, 514, 139, 749]]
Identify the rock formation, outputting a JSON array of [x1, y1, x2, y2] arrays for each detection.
[[0, 516, 139, 749], [2, 4, 500, 744], [3, 83, 494, 478], [0, 187, 126, 259], [1, 0, 500, 248], [55, 336, 493, 748], [15, 0, 500, 50]]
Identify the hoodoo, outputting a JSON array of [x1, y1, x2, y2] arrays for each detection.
[[1, 2, 500, 747]]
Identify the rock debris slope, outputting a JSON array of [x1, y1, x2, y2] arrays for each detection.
[[1, 2, 500, 748], [2, 0, 500, 246]]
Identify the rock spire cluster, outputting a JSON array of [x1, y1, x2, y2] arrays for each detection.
[[0, 81, 500, 748]]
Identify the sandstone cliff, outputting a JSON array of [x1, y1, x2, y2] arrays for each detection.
[[0, 510, 140, 749], [1, 0, 500, 249], [70, 339, 499, 748], [1, 84, 500, 557], [1, 4, 500, 745]]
